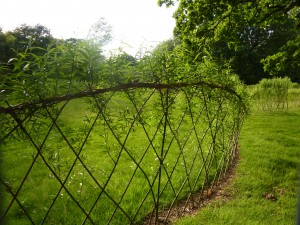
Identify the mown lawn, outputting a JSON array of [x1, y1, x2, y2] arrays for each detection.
[[175, 107, 300, 225]]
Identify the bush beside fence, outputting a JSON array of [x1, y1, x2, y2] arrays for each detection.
[[249, 77, 297, 111]]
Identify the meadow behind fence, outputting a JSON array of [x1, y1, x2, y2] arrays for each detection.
[[0, 43, 247, 224]]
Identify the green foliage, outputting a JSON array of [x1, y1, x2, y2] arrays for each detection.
[[139, 39, 247, 101], [151, 39, 181, 54], [159, 0, 300, 83], [142, 38, 201, 83], [0, 29, 17, 64], [160, 0, 300, 46], [0, 39, 107, 106], [0, 34, 249, 139], [0, 20, 112, 67], [0, 24, 56, 64], [103, 51, 138, 84], [250, 77, 294, 110], [212, 19, 299, 84], [262, 35, 300, 82]]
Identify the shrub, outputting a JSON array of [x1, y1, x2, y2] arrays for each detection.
[[251, 77, 293, 110]]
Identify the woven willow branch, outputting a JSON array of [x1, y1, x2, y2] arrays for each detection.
[[0, 82, 243, 114]]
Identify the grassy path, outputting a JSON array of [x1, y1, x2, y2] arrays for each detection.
[[175, 108, 300, 225]]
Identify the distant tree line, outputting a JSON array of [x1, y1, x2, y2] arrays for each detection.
[[0, 24, 55, 64]]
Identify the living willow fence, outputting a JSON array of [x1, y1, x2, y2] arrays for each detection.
[[0, 82, 246, 224]]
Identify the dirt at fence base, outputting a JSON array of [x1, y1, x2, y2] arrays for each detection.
[[143, 147, 240, 225]]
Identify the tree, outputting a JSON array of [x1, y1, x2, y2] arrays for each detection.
[[0, 24, 55, 64], [0, 29, 16, 63], [159, 0, 300, 43], [87, 18, 112, 47], [159, 0, 300, 83], [210, 19, 299, 83], [262, 35, 300, 82], [9, 24, 54, 53]]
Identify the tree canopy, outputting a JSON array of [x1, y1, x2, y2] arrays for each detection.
[[0, 24, 55, 64], [159, 0, 300, 83]]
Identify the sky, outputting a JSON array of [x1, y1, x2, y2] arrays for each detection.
[[0, 0, 177, 55]]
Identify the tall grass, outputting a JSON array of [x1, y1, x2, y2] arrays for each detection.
[[249, 77, 296, 111], [288, 83, 300, 108]]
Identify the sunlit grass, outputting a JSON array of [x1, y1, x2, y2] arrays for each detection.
[[175, 106, 300, 225]]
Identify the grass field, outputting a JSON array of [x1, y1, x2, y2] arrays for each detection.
[[175, 106, 300, 224]]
